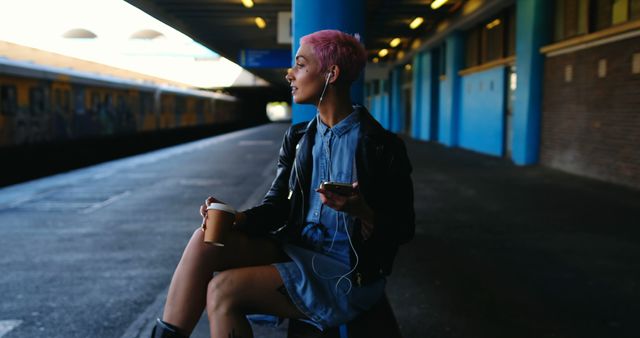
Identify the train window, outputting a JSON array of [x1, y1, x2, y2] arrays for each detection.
[[141, 93, 152, 117], [29, 87, 46, 115], [175, 95, 185, 126], [196, 99, 204, 121], [54, 89, 62, 112], [117, 94, 126, 113], [204, 100, 211, 116], [137, 92, 146, 117], [127, 94, 136, 117], [137, 94, 144, 117], [176, 96, 186, 115], [75, 90, 85, 115], [91, 92, 100, 112], [161, 95, 173, 114], [63, 90, 71, 112], [104, 94, 113, 111], [1, 85, 18, 115]]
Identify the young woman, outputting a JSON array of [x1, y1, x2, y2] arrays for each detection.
[[151, 29, 414, 338]]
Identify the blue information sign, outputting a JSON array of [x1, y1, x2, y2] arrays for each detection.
[[239, 49, 291, 68]]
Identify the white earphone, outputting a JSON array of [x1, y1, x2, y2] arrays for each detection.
[[318, 70, 333, 105]]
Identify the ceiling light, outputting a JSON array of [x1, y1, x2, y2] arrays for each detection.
[[431, 0, 448, 10], [411, 38, 422, 49], [409, 17, 424, 30], [378, 49, 389, 58], [485, 19, 501, 30], [373, 57, 380, 63], [405, 64, 412, 71], [242, 0, 254, 8], [389, 38, 401, 48], [62, 28, 97, 39], [255, 17, 266, 29], [463, 0, 483, 15]]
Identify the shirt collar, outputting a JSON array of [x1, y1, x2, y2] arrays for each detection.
[[316, 108, 360, 137]]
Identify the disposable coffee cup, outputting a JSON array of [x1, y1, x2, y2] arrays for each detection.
[[204, 203, 236, 246]]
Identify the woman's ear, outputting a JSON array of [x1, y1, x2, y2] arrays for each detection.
[[327, 65, 340, 84]]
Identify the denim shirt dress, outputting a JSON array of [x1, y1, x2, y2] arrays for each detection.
[[253, 110, 386, 331]]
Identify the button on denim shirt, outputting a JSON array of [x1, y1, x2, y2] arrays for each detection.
[[302, 111, 360, 266]]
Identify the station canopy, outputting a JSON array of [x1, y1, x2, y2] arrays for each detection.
[[123, 0, 464, 87]]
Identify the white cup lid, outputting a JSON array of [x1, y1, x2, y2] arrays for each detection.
[[206, 203, 236, 215]]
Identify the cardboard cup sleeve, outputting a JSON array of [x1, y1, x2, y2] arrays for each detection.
[[204, 203, 236, 246]]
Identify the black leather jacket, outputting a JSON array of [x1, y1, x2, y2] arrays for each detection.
[[240, 106, 415, 285]]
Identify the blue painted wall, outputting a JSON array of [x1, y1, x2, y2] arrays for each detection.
[[459, 67, 506, 156], [291, 0, 365, 124], [438, 34, 464, 146]]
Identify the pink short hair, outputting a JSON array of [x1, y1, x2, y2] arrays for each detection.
[[300, 30, 367, 84]]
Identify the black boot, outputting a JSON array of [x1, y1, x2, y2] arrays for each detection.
[[151, 318, 188, 338]]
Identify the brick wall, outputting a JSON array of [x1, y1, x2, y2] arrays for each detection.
[[540, 36, 640, 190]]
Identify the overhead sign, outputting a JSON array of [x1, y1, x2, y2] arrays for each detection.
[[239, 49, 291, 68]]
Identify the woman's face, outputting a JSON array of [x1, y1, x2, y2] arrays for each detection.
[[285, 43, 325, 105]]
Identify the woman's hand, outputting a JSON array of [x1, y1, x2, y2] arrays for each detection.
[[200, 196, 246, 230], [316, 182, 375, 240], [200, 196, 222, 230]]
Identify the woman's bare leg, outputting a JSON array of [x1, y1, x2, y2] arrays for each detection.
[[162, 228, 288, 335], [207, 265, 305, 338]]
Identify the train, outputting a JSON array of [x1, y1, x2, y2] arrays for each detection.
[[0, 58, 239, 147]]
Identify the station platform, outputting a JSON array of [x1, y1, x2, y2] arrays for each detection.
[[0, 122, 638, 338]]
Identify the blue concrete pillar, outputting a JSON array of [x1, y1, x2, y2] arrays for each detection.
[[380, 79, 390, 128], [291, 0, 366, 124], [512, 0, 552, 165], [416, 50, 434, 141], [438, 33, 464, 146], [411, 53, 423, 139], [370, 92, 379, 122], [389, 66, 403, 132]]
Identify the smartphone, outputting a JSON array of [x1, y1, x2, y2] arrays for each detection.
[[320, 181, 355, 196]]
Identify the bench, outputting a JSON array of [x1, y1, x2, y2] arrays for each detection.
[[287, 294, 402, 338]]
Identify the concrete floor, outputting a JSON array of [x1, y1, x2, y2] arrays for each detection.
[[1, 123, 638, 338]]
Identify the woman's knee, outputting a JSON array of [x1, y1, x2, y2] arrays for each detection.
[[206, 271, 238, 314], [187, 228, 224, 256], [179, 228, 226, 272], [190, 228, 205, 242]]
